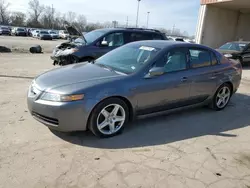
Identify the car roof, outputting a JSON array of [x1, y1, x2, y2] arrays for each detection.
[[126, 40, 212, 50], [93, 28, 162, 34]]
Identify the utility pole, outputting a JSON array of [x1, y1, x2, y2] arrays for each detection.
[[136, 0, 141, 28], [147, 12, 150, 28], [51, 4, 54, 30], [172, 24, 176, 35], [126, 16, 129, 28]]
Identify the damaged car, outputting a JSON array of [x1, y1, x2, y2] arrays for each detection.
[[51, 26, 167, 66]]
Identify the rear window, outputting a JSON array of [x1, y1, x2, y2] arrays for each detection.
[[40, 31, 49, 34], [17, 28, 25, 31], [129, 32, 152, 42]]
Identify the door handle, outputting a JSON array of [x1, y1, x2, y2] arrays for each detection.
[[181, 77, 188, 82]]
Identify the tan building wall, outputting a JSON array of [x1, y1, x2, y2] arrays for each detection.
[[201, 0, 232, 5]]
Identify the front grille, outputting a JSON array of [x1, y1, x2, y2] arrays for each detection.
[[32, 112, 59, 125]]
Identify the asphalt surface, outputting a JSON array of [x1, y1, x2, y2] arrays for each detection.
[[0, 48, 250, 187]]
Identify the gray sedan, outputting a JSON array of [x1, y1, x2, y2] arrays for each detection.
[[27, 41, 242, 138]]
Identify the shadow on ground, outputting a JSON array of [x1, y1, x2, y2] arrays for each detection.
[[52, 93, 250, 149]]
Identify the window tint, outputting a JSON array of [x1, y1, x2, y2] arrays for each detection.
[[244, 45, 250, 52], [152, 33, 164, 40], [129, 32, 151, 42], [189, 49, 211, 68], [103, 32, 124, 47], [154, 48, 187, 72], [211, 52, 218, 65]]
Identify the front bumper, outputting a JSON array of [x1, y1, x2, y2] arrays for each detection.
[[27, 95, 95, 132], [0, 31, 10, 35], [41, 36, 52, 40], [17, 32, 27, 36]]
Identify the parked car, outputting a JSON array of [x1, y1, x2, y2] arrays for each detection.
[[27, 41, 242, 138], [168, 36, 185, 42], [51, 27, 167, 66], [32, 30, 40, 38], [59, 30, 69, 39], [0, 26, 11, 35], [48, 30, 59, 39], [38, 30, 53, 40], [13, 27, 27, 36], [216, 41, 250, 65]]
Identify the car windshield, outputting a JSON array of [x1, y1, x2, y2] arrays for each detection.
[[84, 30, 107, 44], [17, 28, 25, 31], [95, 45, 160, 74], [41, 31, 48, 34], [219, 42, 247, 51], [50, 32, 56, 34], [73, 37, 86, 44]]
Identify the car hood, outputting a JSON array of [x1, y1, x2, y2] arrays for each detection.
[[216, 49, 241, 54], [34, 62, 124, 91], [65, 25, 82, 36], [64, 24, 87, 44]]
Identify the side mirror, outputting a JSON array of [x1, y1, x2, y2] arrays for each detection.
[[145, 67, 165, 78], [101, 41, 108, 46]]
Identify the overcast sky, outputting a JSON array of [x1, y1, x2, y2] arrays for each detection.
[[7, 0, 200, 35]]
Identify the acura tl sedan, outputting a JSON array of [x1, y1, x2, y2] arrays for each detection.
[[27, 41, 242, 138]]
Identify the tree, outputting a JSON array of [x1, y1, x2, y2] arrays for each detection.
[[28, 0, 44, 27], [0, 0, 10, 25], [10, 12, 26, 26], [40, 5, 54, 29], [65, 11, 76, 24], [182, 31, 189, 37], [75, 14, 86, 31]]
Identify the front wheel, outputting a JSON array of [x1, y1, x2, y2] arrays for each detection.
[[88, 98, 129, 138], [210, 83, 232, 111]]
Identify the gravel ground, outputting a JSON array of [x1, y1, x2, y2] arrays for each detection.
[[1, 52, 250, 188], [0, 35, 64, 53]]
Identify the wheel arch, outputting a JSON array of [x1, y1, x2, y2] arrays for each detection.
[[86, 96, 134, 130], [79, 56, 95, 62]]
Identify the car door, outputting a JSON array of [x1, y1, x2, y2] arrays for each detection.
[[135, 47, 192, 115], [94, 32, 125, 58], [241, 44, 250, 63], [187, 48, 218, 103]]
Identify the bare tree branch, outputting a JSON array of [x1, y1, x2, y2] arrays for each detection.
[[28, 0, 44, 25], [0, 0, 10, 25]]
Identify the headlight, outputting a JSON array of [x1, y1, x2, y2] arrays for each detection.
[[224, 54, 233, 58], [40, 92, 84, 102], [72, 48, 79, 52]]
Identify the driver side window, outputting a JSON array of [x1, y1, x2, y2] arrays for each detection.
[[153, 48, 188, 73], [102, 32, 124, 47]]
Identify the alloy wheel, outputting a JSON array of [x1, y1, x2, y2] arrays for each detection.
[[96, 104, 126, 135], [216, 86, 231, 109]]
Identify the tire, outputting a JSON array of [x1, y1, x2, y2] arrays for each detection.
[[88, 98, 129, 138], [210, 83, 232, 111]]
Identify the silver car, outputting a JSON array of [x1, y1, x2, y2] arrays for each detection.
[[27, 41, 242, 138]]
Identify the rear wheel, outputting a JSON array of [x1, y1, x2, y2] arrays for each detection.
[[88, 98, 129, 138], [210, 83, 232, 111]]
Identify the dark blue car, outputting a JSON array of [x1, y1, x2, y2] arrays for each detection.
[[51, 27, 167, 66]]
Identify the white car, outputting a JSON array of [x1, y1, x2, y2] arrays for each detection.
[[32, 30, 40, 38], [59, 30, 69, 39], [48, 30, 59, 39]]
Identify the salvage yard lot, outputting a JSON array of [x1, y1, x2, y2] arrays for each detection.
[[0, 36, 64, 53], [1, 53, 250, 188]]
